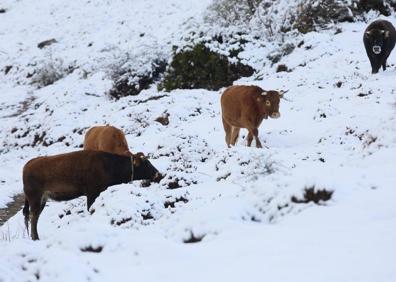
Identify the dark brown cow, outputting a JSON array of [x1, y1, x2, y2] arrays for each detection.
[[84, 125, 131, 156], [221, 85, 283, 148], [22, 150, 160, 240], [363, 19, 396, 74]]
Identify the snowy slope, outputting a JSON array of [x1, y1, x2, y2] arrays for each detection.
[[0, 1, 395, 282]]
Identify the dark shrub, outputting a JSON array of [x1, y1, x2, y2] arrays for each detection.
[[183, 231, 205, 243], [276, 64, 290, 72], [291, 186, 333, 204], [294, 1, 354, 34], [357, 0, 395, 16], [158, 43, 254, 92], [294, 0, 396, 34]]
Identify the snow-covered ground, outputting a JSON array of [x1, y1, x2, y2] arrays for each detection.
[[0, 1, 395, 281]]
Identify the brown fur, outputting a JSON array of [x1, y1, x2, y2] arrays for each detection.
[[220, 85, 282, 148], [23, 150, 133, 240], [84, 125, 131, 156]]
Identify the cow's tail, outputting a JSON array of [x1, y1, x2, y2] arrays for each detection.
[[22, 197, 29, 236]]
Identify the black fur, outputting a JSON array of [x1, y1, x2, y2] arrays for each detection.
[[134, 158, 161, 182], [23, 199, 29, 236], [363, 19, 396, 74]]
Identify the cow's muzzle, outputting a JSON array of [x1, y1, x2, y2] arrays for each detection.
[[271, 112, 281, 119], [373, 46, 382, 55], [152, 172, 163, 183]]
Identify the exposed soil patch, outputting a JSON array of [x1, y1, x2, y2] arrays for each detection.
[[155, 113, 170, 126], [164, 196, 189, 208], [135, 94, 169, 105], [111, 217, 132, 226], [1, 96, 36, 118], [183, 231, 205, 243], [80, 245, 103, 253], [0, 193, 25, 226], [291, 187, 333, 204]]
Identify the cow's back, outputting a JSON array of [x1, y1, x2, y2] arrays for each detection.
[[23, 151, 104, 188], [84, 126, 129, 156]]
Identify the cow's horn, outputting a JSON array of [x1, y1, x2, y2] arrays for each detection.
[[279, 89, 289, 97]]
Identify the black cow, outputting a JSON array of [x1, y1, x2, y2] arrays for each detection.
[[363, 19, 396, 74]]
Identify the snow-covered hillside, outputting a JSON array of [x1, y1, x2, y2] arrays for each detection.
[[0, 1, 395, 282]]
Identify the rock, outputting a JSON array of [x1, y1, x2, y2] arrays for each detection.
[[4, 65, 12, 75], [155, 113, 170, 126], [37, 39, 57, 49], [276, 64, 290, 73]]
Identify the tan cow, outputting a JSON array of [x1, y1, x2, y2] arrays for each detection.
[[220, 85, 283, 148], [84, 125, 132, 156]]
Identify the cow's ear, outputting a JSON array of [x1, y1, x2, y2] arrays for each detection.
[[133, 157, 141, 166], [385, 30, 390, 38], [133, 153, 144, 166], [279, 90, 287, 98], [257, 91, 266, 102]]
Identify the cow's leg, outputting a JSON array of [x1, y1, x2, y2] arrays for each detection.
[[222, 117, 232, 147], [40, 193, 48, 213], [368, 55, 380, 74], [252, 128, 262, 148], [382, 54, 390, 71], [23, 197, 30, 236], [230, 127, 240, 146], [30, 197, 42, 241], [372, 59, 381, 74], [86, 188, 103, 211], [247, 131, 254, 147]]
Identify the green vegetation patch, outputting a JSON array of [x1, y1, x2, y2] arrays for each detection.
[[158, 43, 254, 92]]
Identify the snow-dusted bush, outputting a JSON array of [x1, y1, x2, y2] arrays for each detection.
[[204, 0, 297, 38], [30, 57, 67, 88], [158, 43, 254, 91], [205, 0, 396, 37], [106, 48, 167, 99], [108, 59, 166, 99], [294, 0, 354, 34], [294, 0, 396, 34], [204, 0, 262, 28], [356, 0, 396, 16]]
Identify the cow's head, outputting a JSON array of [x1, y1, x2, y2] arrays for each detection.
[[365, 29, 390, 55], [257, 90, 282, 119], [131, 152, 162, 183]]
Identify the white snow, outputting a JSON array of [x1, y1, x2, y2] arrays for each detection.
[[0, 1, 395, 282]]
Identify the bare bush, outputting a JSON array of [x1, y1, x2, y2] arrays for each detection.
[[106, 48, 167, 99], [204, 0, 262, 28], [205, 0, 396, 37], [30, 57, 66, 88]]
